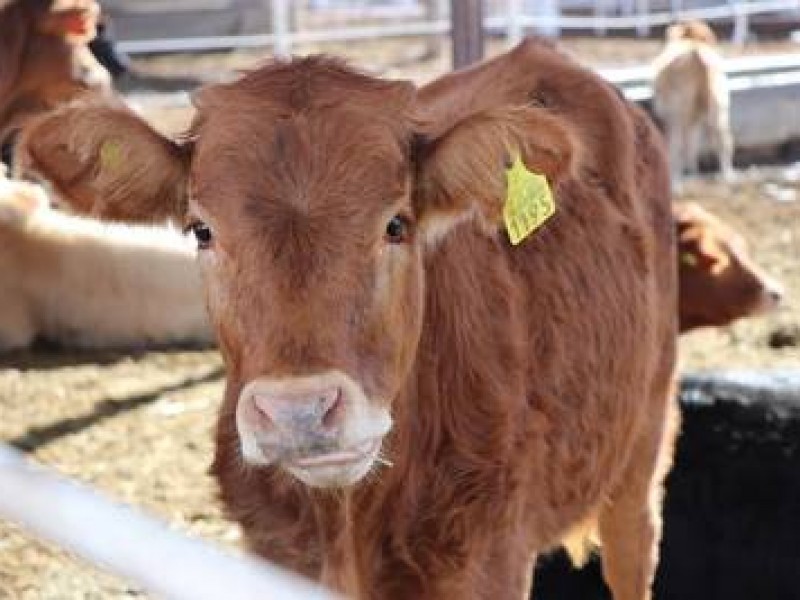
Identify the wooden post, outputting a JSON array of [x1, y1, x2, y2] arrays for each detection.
[[451, 0, 484, 69]]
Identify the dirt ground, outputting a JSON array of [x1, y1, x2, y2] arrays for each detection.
[[1, 36, 799, 599]]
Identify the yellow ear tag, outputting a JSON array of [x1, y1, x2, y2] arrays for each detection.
[[503, 155, 555, 246], [680, 252, 698, 267], [99, 139, 123, 171]]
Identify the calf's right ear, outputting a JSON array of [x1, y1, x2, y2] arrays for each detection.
[[17, 100, 189, 224]]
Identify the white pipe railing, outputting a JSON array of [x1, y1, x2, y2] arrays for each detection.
[[0, 444, 342, 600], [486, 0, 800, 33], [117, 20, 451, 54], [272, 0, 293, 57], [114, 0, 800, 55], [599, 51, 800, 101]]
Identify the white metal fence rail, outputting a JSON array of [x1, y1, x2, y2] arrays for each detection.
[[505, 0, 800, 40], [115, 0, 800, 55], [0, 443, 342, 600]]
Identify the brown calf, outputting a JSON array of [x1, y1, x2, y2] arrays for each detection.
[[20, 40, 677, 600], [675, 202, 783, 332], [0, 0, 110, 159]]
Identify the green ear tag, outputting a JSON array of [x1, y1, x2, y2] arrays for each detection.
[[503, 155, 555, 246], [99, 139, 123, 171]]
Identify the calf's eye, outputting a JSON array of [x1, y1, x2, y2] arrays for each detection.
[[384, 214, 411, 244], [186, 221, 214, 250]]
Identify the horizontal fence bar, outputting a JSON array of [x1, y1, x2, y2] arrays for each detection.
[[617, 68, 800, 102], [0, 444, 342, 600], [117, 20, 451, 54], [599, 51, 800, 86], [485, 0, 800, 31], [116, 1, 800, 55], [118, 51, 800, 111]]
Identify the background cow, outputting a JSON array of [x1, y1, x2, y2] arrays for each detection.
[[0, 174, 212, 350], [21, 40, 677, 600], [675, 202, 783, 332], [652, 20, 734, 185], [0, 0, 111, 166]]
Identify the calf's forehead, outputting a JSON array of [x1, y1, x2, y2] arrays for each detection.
[[189, 106, 412, 219]]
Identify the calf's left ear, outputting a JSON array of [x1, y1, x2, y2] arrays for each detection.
[[414, 106, 576, 245], [17, 99, 189, 224]]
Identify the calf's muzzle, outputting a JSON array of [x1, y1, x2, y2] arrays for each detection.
[[235, 371, 392, 487]]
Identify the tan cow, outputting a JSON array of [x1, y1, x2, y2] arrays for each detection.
[[675, 202, 783, 332], [21, 40, 677, 600], [652, 20, 734, 186], [0, 175, 212, 350], [0, 0, 110, 162]]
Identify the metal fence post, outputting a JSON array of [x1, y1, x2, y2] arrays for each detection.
[[451, 0, 484, 69], [535, 0, 560, 38], [507, 0, 524, 46], [636, 0, 650, 37], [271, 0, 291, 57], [595, 0, 609, 37], [731, 0, 749, 45]]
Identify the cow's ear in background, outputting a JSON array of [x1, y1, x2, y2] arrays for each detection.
[[681, 233, 729, 274], [17, 99, 189, 225], [413, 106, 577, 247]]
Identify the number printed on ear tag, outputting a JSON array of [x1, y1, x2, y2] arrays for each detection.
[[503, 155, 555, 245], [100, 139, 123, 171]]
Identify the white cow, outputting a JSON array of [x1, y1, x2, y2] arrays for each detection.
[[0, 176, 212, 350], [652, 20, 734, 187]]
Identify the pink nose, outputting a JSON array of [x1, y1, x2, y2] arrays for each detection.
[[249, 385, 344, 434]]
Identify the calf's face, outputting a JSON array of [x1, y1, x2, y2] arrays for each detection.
[[36, 0, 101, 42], [188, 84, 425, 487], [20, 58, 575, 487], [676, 203, 783, 332]]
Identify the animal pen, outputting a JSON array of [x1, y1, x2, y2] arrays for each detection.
[[1, 1, 799, 599], [106, 0, 800, 54]]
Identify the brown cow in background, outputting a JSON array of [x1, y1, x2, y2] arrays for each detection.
[[0, 0, 110, 164], [675, 202, 783, 332], [21, 40, 677, 600]]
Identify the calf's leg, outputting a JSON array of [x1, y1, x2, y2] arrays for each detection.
[[597, 396, 679, 600]]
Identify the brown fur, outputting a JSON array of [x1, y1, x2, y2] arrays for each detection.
[[20, 41, 678, 600], [0, 0, 110, 153], [18, 98, 187, 222], [675, 202, 782, 332]]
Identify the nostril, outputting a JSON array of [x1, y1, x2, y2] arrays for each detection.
[[316, 387, 339, 414], [250, 386, 344, 431], [251, 393, 279, 428], [765, 282, 784, 305], [321, 388, 343, 429]]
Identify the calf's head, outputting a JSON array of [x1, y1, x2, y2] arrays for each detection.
[[1, 0, 107, 163], [20, 57, 575, 487], [37, 1, 100, 41], [676, 202, 783, 332], [666, 20, 717, 45]]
